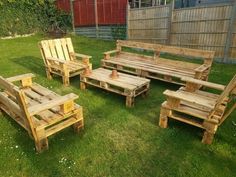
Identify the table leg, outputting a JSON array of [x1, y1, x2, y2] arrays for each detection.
[[126, 96, 134, 107], [80, 82, 86, 90]]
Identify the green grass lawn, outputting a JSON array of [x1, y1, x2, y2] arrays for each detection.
[[0, 34, 235, 177]]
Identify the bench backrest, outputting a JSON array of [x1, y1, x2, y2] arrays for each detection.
[[116, 40, 215, 66], [0, 76, 35, 130], [39, 38, 75, 65]]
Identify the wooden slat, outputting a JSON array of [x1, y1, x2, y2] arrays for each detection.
[[7, 73, 35, 82], [0, 76, 19, 96], [82, 68, 149, 90], [28, 93, 78, 116], [164, 90, 216, 109], [45, 117, 78, 137], [48, 40, 57, 59], [54, 39, 65, 60], [117, 40, 215, 58], [0, 92, 23, 118], [181, 77, 226, 90], [60, 38, 70, 61], [66, 38, 75, 56]]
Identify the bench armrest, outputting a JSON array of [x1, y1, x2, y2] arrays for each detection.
[[7, 73, 35, 82], [103, 50, 120, 59], [28, 93, 78, 116], [104, 50, 119, 55], [163, 90, 215, 110], [181, 77, 225, 91], [194, 64, 210, 73]]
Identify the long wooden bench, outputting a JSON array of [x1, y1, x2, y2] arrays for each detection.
[[159, 74, 236, 144], [101, 40, 215, 85], [0, 73, 84, 152]]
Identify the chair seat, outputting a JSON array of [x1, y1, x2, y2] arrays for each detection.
[[106, 54, 198, 78], [65, 60, 86, 72]]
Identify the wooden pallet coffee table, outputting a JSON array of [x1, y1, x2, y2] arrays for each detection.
[[80, 68, 150, 107]]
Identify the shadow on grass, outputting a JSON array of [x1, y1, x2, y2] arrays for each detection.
[[11, 56, 45, 77]]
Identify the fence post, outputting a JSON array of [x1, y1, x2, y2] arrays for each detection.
[[126, 3, 130, 40], [70, 0, 75, 34], [223, 1, 236, 63], [94, 0, 99, 38], [167, 0, 174, 45]]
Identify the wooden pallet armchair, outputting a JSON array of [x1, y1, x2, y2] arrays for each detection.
[[159, 75, 236, 144], [39, 38, 92, 86], [0, 73, 84, 152]]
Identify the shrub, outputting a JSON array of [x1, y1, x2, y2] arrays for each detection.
[[0, 0, 71, 37]]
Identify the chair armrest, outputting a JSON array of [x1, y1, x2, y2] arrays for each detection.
[[163, 90, 215, 110], [75, 53, 92, 59], [7, 73, 35, 82], [28, 93, 78, 116], [46, 57, 66, 64], [194, 64, 210, 73], [103, 50, 120, 59], [181, 77, 225, 91]]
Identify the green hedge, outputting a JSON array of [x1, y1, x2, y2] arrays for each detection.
[[0, 0, 71, 37]]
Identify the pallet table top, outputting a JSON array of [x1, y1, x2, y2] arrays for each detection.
[[80, 68, 150, 107], [82, 68, 149, 90]]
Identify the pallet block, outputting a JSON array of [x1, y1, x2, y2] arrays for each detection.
[[39, 38, 92, 86], [101, 40, 215, 85], [0, 73, 84, 152], [159, 75, 236, 144]]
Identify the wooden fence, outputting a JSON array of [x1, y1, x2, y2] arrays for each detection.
[[127, 2, 236, 63]]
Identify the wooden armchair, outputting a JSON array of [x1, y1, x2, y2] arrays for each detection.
[[0, 73, 84, 152], [159, 75, 236, 144], [39, 38, 92, 86]]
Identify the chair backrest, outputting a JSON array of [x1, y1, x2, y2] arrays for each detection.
[[0, 76, 34, 130], [39, 38, 75, 64], [116, 40, 215, 66], [213, 74, 236, 113]]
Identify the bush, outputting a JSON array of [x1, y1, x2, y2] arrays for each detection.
[[0, 0, 71, 37]]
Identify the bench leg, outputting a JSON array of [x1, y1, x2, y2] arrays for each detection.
[[159, 107, 170, 128], [46, 70, 52, 80], [126, 96, 134, 107], [80, 82, 86, 90], [62, 76, 70, 86], [35, 138, 49, 153], [202, 131, 215, 144], [73, 119, 84, 133], [202, 121, 218, 144]]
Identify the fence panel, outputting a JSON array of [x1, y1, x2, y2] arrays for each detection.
[[128, 5, 171, 44], [128, 3, 236, 63], [171, 5, 232, 58]]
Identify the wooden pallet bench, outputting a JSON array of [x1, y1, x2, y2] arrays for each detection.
[[39, 38, 92, 86], [101, 40, 215, 85], [159, 74, 236, 144], [80, 68, 150, 107], [0, 73, 84, 152]]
